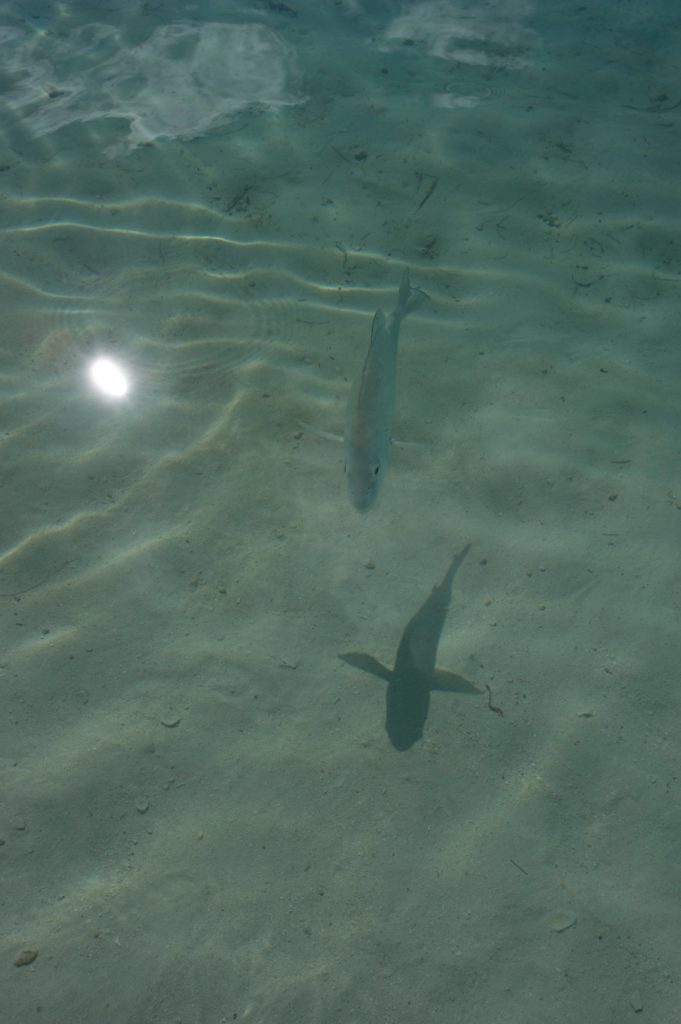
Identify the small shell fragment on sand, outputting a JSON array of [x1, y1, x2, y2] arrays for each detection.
[[628, 990, 643, 1013], [14, 949, 38, 967], [160, 712, 181, 728], [547, 909, 577, 933]]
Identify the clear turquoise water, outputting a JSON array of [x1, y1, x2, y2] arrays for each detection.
[[1, 2, 679, 1021]]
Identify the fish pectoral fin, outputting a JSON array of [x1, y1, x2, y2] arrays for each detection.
[[339, 652, 393, 684], [371, 308, 387, 344], [392, 437, 429, 450], [430, 669, 481, 695], [297, 420, 343, 444]]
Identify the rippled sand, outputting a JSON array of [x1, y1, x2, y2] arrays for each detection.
[[2, 2, 679, 1021]]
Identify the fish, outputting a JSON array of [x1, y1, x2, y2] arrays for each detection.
[[344, 268, 428, 512], [339, 544, 480, 750]]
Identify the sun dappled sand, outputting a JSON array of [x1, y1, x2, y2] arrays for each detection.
[[1, 2, 680, 1021]]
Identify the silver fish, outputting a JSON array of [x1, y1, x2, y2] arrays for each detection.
[[344, 269, 427, 512]]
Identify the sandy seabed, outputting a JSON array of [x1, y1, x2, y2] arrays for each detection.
[[1, 1, 680, 1021]]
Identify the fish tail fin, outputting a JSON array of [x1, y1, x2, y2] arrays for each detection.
[[397, 268, 429, 318]]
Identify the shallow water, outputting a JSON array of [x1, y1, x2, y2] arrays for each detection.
[[1, 2, 680, 1021]]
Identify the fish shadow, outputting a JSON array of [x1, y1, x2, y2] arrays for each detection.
[[339, 544, 480, 751]]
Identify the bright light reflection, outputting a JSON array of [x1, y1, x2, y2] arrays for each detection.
[[88, 357, 130, 399]]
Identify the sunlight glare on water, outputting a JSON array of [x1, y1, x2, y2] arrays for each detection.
[[87, 356, 131, 399]]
